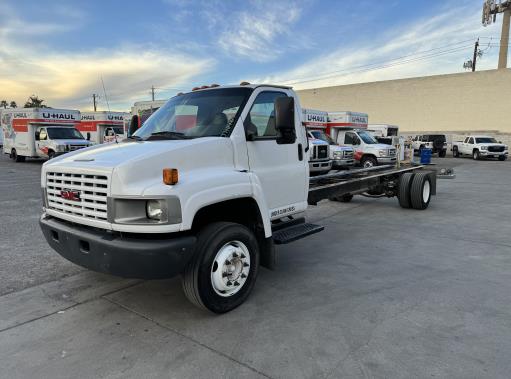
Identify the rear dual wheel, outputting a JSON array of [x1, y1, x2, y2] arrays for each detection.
[[182, 222, 259, 314], [398, 172, 431, 210]]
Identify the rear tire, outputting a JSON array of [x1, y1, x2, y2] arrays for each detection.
[[182, 222, 259, 313], [398, 172, 414, 209], [473, 150, 480, 160], [410, 172, 432, 210], [438, 150, 446, 158], [498, 155, 507, 161], [11, 149, 25, 162]]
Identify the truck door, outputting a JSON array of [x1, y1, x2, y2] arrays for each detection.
[[244, 90, 308, 217], [35, 127, 50, 157]]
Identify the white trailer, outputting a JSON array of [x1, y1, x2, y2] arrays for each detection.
[[78, 111, 130, 144], [1, 108, 91, 162]]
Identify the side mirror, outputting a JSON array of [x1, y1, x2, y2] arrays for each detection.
[[86, 132, 91, 141], [274, 97, 296, 145], [129, 115, 140, 137], [35, 131, 40, 140]]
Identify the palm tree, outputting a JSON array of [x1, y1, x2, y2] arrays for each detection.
[[9, 101, 17, 108], [24, 95, 47, 108], [0, 100, 7, 109]]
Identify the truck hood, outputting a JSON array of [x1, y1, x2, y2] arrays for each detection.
[[366, 143, 395, 150], [43, 138, 236, 194], [331, 145, 353, 152]]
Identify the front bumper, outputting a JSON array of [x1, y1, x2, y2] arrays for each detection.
[[309, 160, 332, 172], [40, 215, 196, 279], [480, 151, 508, 157], [332, 158, 355, 168], [377, 157, 397, 164]]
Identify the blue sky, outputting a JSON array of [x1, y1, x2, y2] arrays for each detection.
[[0, 0, 505, 110]]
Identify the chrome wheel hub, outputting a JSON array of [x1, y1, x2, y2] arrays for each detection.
[[211, 240, 250, 297]]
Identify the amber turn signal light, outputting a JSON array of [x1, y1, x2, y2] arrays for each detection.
[[163, 168, 178, 185]]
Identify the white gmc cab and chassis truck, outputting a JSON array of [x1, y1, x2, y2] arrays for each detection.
[[40, 84, 439, 313]]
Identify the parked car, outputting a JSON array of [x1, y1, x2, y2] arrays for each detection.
[[452, 135, 508, 161], [411, 134, 447, 157]]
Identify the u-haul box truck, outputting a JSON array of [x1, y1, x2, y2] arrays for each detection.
[[326, 111, 368, 143], [1, 108, 91, 162], [78, 111, 130, 144]]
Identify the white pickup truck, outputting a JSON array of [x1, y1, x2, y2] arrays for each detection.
[[39, 83, 438, 313], [452, 135, 508, 161]]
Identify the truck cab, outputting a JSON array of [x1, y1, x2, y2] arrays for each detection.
[[336, 129, 396, 168], [307, 130, 354, 169], [40, 84, 313, 313]]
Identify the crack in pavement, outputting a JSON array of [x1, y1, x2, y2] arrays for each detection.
[[102, 296, 274, 379]]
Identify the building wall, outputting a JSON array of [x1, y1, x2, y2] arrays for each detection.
[[297, 69, 511, 135]]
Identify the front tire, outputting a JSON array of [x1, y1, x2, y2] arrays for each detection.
[[182, 222, 259, 313], [452, 147, 459, 158], [48, 150, 56, 159], [498, 155, 507, 161], [361, 156, 377, 168], [473, 150, 480, 160]]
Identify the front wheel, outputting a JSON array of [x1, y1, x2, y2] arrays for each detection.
[[361, 156, 377, 168], [182, 222, 259, 313], [452, 147, 459, 158], [473, 150, 480, 160], [48, 150, 56, 159], [498, 155, 507, 161]]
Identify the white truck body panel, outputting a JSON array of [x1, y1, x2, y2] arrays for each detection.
[[368, 124, 399, 138]]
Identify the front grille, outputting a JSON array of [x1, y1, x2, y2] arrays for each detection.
[[46, 171, 109, 221], [488, 146, 505, 152], [389, 149, 396, 156], [317, 145, 328, 159]]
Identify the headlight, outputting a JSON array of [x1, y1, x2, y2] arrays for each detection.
[[378, 149, 387, 157], [146, 200, 164, 220], [333, 151, 343, 159], [480, 146, 487, 150]]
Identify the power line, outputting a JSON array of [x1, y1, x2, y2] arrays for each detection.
[[284, 44, 474, 85]]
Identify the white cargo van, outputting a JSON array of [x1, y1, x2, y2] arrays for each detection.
[[78, 111, 130, 144], [1, 108, 91, 162]]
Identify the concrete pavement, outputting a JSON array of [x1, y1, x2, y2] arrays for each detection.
[[1, 154, 510, 378]]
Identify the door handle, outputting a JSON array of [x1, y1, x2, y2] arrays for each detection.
[[298, 143, 303, 161]]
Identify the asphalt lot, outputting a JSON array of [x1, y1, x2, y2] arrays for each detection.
[[1, 152, 510, 378]]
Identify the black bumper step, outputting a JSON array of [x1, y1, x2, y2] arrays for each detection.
[[272, 223, 324, 245]]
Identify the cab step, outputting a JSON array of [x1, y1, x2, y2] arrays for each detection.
[[272, 223, 324, 245]]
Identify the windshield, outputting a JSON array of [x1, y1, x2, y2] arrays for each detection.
[[476, 137, 497, 143], [47, 128, 84, 140], [358, 130, 378, 144], [310, 130, 335, 145], [112, 126, 124, 135], [134, 88, 253, 140]]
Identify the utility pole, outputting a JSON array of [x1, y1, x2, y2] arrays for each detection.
[[92, 94, 98, 111], [472, 38, 479, 72], [151, 86, 155, 101], [482, 0, 511, 69]]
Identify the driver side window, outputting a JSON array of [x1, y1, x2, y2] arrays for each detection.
[[468, 137, 474, 144], [345, 132, 358, 145], [244, 91, 287, 138], [39, 129, 47, 140]]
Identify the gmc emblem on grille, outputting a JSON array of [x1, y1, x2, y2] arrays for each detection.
[[60, 189, 81, 201]]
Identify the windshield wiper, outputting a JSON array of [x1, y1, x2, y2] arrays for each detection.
[[126, 135, 143, 141], [147, 131, 193, 140]]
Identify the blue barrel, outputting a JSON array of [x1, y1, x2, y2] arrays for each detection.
[[420, 148, 432, 164]]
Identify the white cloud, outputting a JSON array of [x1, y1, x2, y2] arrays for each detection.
[[254, 2, 503, 89], [0, 5, 213, 110], [217, 1, 303, 62]]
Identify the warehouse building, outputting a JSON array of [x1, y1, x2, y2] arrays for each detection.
[[297, 69, 511, 144]]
